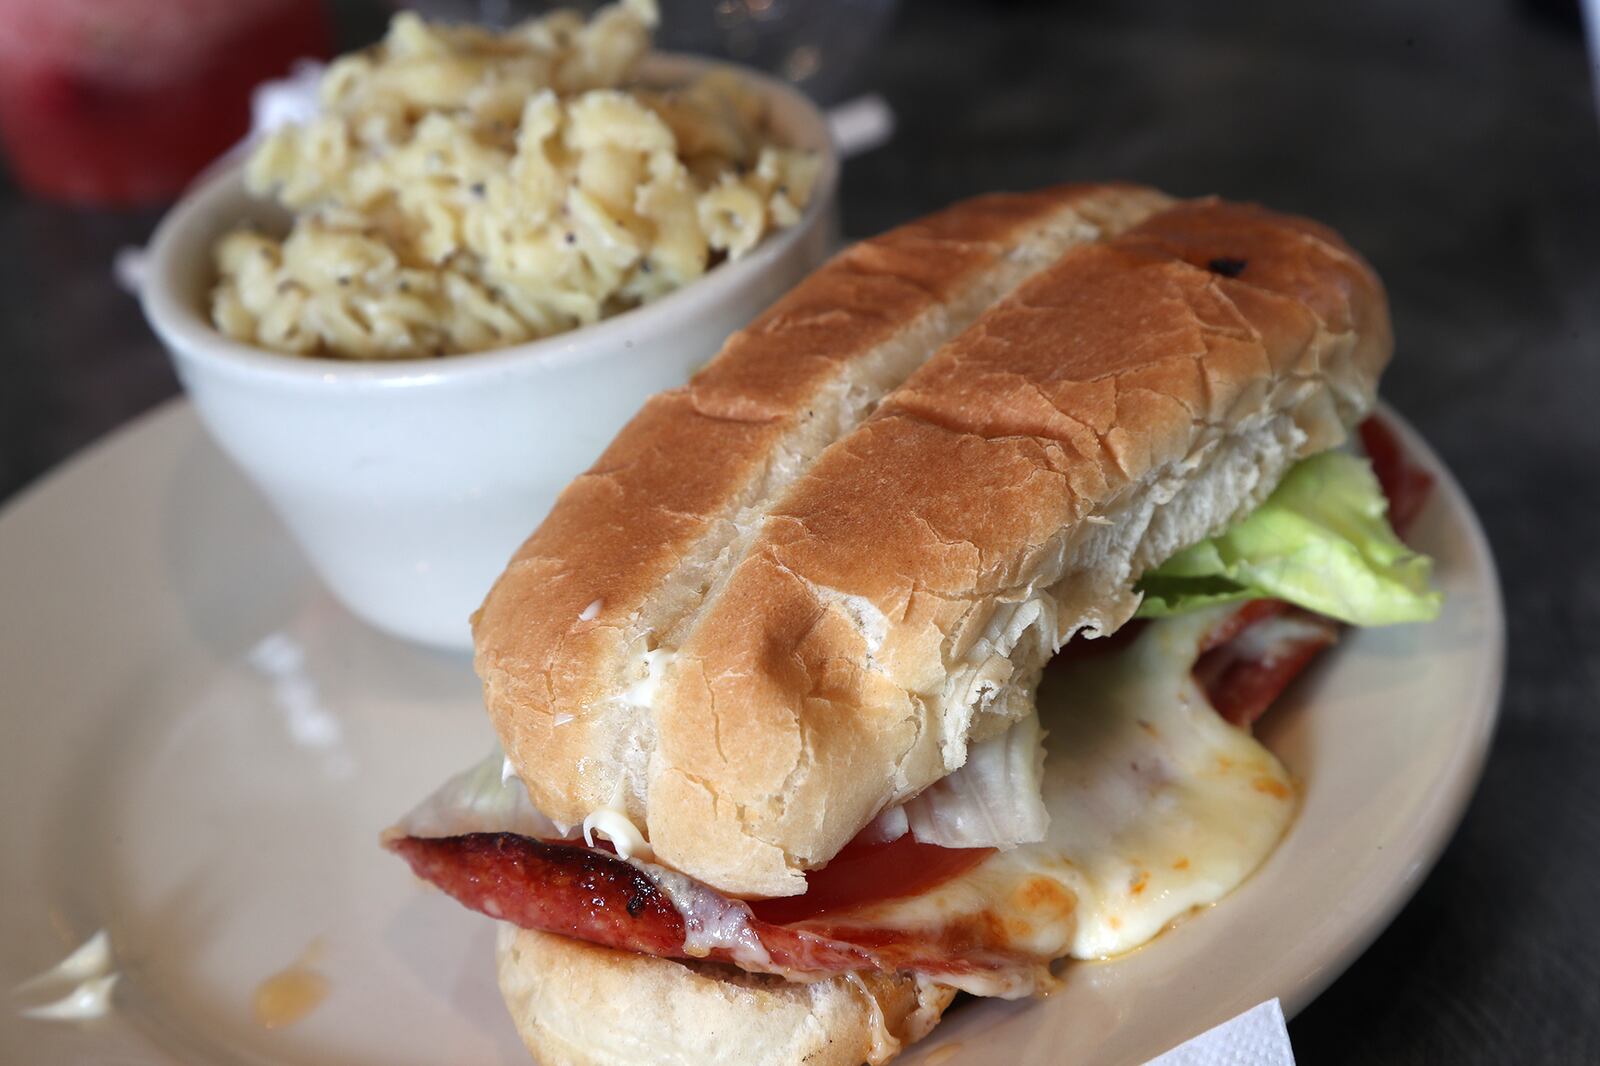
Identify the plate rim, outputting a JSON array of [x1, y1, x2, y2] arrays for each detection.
[[0, 397, 189, 527], [0, 397, 1507, 1064], [1278, 400, 1506, 1016]]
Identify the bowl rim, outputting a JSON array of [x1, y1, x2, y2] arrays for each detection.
[[139, 52, 840, 389]]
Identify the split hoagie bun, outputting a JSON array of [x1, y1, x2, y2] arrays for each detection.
[[472, 188, 1389, 898], [496, 925, 954, 1066]]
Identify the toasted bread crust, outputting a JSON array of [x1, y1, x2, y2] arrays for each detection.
[[473, 184, 1173, 840], [496, 925, 955, 1066], [475, 190, 1390, 897]]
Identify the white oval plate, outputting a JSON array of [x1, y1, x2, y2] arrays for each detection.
[[0, 401, 1503, 1066]]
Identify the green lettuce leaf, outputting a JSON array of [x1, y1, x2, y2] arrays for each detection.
[[1135, 450, 1441, 625]]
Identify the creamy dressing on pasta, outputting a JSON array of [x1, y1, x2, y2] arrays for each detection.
[[210, 0, 822, 360]]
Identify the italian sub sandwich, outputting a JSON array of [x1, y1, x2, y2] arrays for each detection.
[[386, 183, 1440, 1065]]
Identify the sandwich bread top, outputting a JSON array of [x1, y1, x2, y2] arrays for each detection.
[[474, 186, 1389, 897]]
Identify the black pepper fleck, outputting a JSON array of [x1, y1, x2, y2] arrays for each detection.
[[1207, 256, 1247, 278]]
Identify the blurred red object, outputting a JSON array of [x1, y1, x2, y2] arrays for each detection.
[[0, 0, 330, 206]]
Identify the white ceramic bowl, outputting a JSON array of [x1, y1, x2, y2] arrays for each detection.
[[140, 56, 839, 650]]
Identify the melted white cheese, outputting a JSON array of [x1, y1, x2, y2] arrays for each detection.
[[844, 972, 901, 1065], [901, 975, 955, 1044], [403, 607, 1296, 999], [630, 860, 773, 967], [824, 605, 1297, 995], [1036, 607, 1297, 958]]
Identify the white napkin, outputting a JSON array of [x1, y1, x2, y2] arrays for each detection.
[[1145, 999, 1295, 1066]]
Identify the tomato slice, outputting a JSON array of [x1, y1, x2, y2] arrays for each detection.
[[748, 832, 994, 925]]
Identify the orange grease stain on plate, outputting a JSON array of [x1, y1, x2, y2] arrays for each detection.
[[253, 939, 330, 1030]]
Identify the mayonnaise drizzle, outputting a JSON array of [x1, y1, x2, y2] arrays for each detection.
[[620, 647, 674, 708], [583, 808, 653, 861], [583, 779, 654, 861]]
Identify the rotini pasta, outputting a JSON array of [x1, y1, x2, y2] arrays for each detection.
[[210, 0, 820, 360]]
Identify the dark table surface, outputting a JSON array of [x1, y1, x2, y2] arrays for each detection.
[[3, 0, 1598, 1062]]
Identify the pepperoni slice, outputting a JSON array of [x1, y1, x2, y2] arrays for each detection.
[[391, 590, 1330, 979], [1195, 605, 1340, 727], [1359, 414, 1434, 539], [387, 832, 1024, 980], [390, 832, 690, 957], [1193, 416, 1433, 726]]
